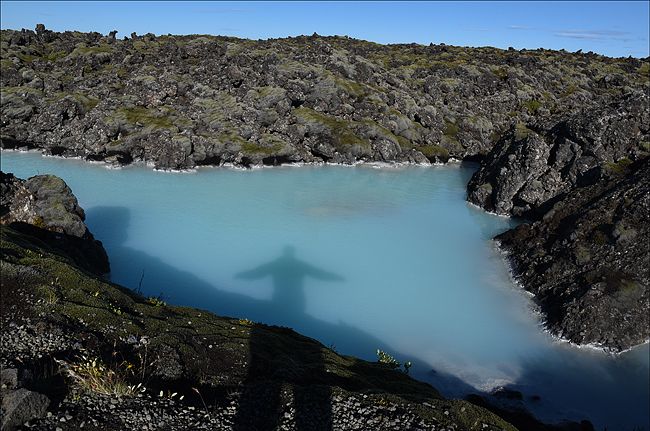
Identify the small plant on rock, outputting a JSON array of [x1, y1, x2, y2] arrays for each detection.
[[57, 355, 145, 397], [376, 349, 412, 374], [376, 349, 400, 369], [147, 295, 166, 307]]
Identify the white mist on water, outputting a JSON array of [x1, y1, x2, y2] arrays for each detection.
[[3, 150, 648, 430]]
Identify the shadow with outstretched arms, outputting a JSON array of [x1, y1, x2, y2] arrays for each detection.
[[233, 245, 344, 430], [235, 245, 344, 322]]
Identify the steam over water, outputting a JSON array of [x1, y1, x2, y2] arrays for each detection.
[[3, 151, 648, 430]]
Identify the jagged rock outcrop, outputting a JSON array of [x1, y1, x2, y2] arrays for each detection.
[[0, 171, 109, 274], [1, 387, 50, 430], [467, 94, 649, 218], [495, 159, 649, 350], [465, 91, 649, 350]]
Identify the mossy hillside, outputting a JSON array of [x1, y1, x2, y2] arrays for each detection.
[[295, 107, 371, 152], [2, 29, 647, 169], [68, 43, 113, 58], [105, 106, 192, 134], [49, 91, 100, 112], [0, 224, 516, 430]]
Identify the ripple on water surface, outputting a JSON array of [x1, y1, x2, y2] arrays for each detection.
[[2, 150, 648, 431]]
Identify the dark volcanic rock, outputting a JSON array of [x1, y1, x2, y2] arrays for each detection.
[[1, 388, 50, 430], [0, 27, 648, 170], [1, 171, 87, 237], [0, 171, 109, 274], [467, 94, 649, 218], [465, 91, 649, 350], [496, 159, 650, 350]]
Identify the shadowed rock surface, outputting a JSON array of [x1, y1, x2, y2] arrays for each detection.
[[1, 26, 647, 350]]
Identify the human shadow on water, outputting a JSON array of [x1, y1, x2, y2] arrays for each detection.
[[84, 206, 481, 430], [235, 245, 344, 320], [233, 246, 344, 430]]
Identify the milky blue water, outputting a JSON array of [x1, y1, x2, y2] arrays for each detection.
[[2, 150, 648, 430]]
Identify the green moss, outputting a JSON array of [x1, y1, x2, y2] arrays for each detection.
[[640, 141, 650, 152], [514, 123, 532, 140], [334, 76, 369, 98], [491, 67, 508, 80], [252, 86, 279, 98], [15, 52, 38, 63], [416, 145, 449, 160], [604, 157, 632, 175], [618, 279, 640, 293], [241, 142, 283, 155], [295, 107, 370, 150], [523, 99, 542, 115], [443, 121, 459, 138], [114, 106, 175, 130], [1, 59, 15, 70], [489, 130, 502, 143], [116, 67, 128, 79], [638, 62, 650, 77], [196, 93, 240, 127], [443, 120, 459, 140], [217, 130, 247, 146], [561, 83, 579, 98], [32, 215, 45, 229], [69, 43, 113, 57], [52, 92, 99, 112], [42, 50, 67, 62], [1, 86, 44, 96]]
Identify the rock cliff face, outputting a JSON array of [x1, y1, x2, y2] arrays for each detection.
[[1, 26, 648, 350]]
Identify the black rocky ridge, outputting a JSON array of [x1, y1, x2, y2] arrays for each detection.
[[1, 26, 648, 350]]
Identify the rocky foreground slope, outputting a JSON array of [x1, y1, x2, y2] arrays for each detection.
[[1, 26, 648, 350], [1, 173, 523, 430]]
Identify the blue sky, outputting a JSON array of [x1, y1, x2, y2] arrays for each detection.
[[1, 1, 648, 58]]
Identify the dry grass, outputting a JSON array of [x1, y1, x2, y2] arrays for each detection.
[[58, 356, 144, 397]]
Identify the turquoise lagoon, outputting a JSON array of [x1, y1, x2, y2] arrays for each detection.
[[2, 150, 648, 430]]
